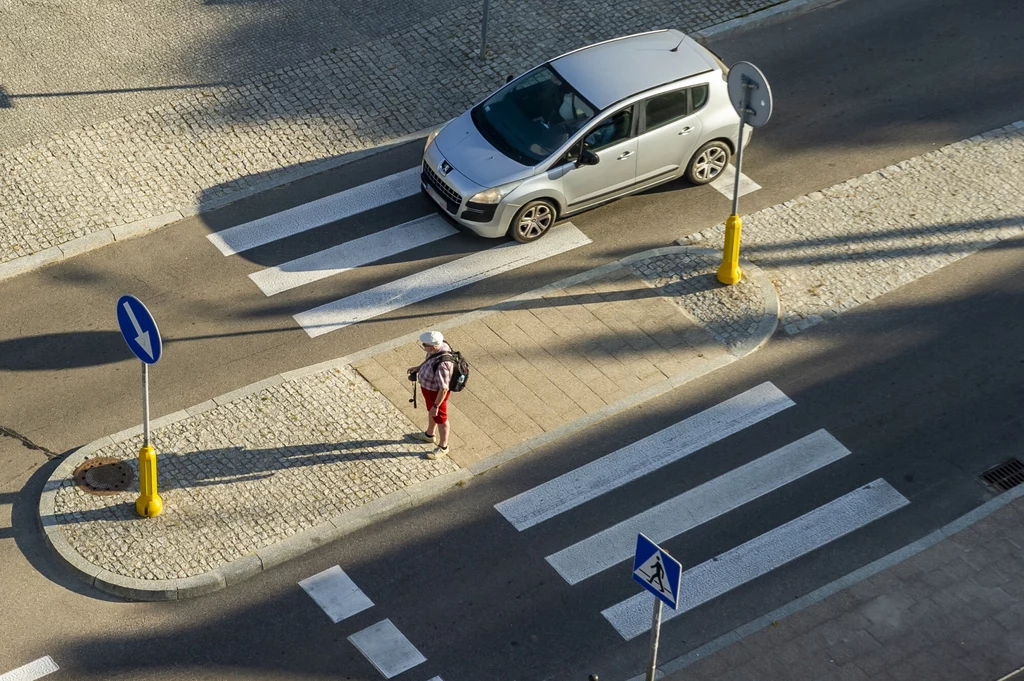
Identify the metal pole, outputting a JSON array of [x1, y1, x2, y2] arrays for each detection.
[[479, 0, 490, 60], [142, 361, 150, 448], [731, 118, 745, 215], [646, 598, 663, 681]]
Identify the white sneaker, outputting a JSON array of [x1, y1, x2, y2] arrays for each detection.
[[409, 431, 436, 444], [426, 444, 450, 460]]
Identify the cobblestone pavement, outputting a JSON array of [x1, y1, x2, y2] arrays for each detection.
[[50, 365, 458, 581], [0, 0, 782, 267], [681, 121, 1024, 335], [42, 248, 774, 591], [659, 487, 1024, 681]]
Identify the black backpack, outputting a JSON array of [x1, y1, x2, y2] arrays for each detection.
[[433, 350, 471, 392]]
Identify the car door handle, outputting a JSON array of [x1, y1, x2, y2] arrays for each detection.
[[617, 150, 634, 160], [678, 126, 694, 135]]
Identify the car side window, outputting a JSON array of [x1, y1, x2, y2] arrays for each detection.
[[691, 84, 709, 112], [644, 89, 690, 131], [583, 108, 633, 151]]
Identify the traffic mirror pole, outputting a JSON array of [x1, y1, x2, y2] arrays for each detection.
[[136, 360, 163, 517], [646, 597, 664, 681]]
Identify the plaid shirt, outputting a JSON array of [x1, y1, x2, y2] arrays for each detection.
[[418, 343, 453, 391]]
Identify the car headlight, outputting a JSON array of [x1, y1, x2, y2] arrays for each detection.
[[470, 181, 522, 204], [424, 127, 441, 151]]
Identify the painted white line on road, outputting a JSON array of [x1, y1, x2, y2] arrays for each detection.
[[299, 565, 374, 624], [547, 429, 850, 584], [602, 479, 909, 640], [250, 215, 457, 296], [495, 382, 794, 531], [294, 223, 592, 337], [0, 657, 59, 681], [348, 619, 427, 678], [207, 167, 422, 256], [710, 164, 761, 199]]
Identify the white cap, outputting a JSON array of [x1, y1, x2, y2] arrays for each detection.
[[419, 331, 444, 346]]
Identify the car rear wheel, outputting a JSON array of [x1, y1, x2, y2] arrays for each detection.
[[686, 141, 731, 185], [509, 199, 557, 243]]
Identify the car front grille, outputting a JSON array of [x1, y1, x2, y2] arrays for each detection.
[[422, 162, 463, 213]]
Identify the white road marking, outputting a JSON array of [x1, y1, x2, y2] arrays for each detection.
[[710, 164, 761, 199], [546, 429, 850, 585], [601, 479, 909, 640], [0, 657, 59, 681], [294, 222, 592, 337], [494, 382, 794, 531], [207, 167, 422, 256], [250, 215, 457, 296], [348, 619, 427, 679], [299, 565, 374, 624]]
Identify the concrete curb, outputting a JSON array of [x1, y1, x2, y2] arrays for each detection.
[[38, 245, 778, 601], [624, 483, 1024, 681], [0, 0, 843, 284]]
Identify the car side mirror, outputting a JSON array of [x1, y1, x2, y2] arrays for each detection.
[[505, 74, 515, 84], [575, 149, 600, 167]]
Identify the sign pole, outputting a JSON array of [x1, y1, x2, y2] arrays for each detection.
[[646, 597, 664, 681], [136, 360, 163, 517], [717, 86, 750, 286], [142, 361, 150, 447], [479, 0, 490, 60], [719, 61, 773, 286]]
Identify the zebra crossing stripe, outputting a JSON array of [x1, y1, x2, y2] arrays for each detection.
[[601, 479, 909, 640], [207, 167, 421, 256], [293, 223, 591, 337], [710, 164, 761, 199], [546, 429, 851, 585], [348, 619, 427, 678], [494, 382, 794, 531], [250, 215, 457, 296], [299, 565, 374, 624], [0, 657, 59, 681]]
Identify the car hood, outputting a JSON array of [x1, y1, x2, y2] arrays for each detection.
[[433, 111, 534, 188]]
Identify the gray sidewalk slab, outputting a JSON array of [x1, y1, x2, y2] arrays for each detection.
[[655, 486, 1024, 681]]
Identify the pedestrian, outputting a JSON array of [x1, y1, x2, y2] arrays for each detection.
[[407, 331, 454, 459]]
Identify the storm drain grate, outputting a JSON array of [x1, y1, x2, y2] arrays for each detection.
[[979, 458, 1024, 492], [73, 457, 134, 495]]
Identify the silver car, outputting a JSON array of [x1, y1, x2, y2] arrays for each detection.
[[421, 29, 752, 242]]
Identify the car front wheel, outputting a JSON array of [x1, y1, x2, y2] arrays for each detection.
[[686, 141, 731, 185], [509, 199, 557, 243]]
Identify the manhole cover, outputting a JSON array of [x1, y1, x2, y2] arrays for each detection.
[[73, 457, 134, 495], [979, 458, 1024, 493]]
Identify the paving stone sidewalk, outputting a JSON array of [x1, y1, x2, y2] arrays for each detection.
[[0, 0, 787, 276], [654, 487, 1024, 681], [38, 247, 778, 600]]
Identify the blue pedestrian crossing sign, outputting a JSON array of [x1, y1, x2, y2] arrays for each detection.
[[633, 533, 682, 610], [116, 295, 162, 364]]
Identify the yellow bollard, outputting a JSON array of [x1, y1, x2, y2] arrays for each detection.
[[135, 445, 163, 517], [717, 214, 743, 285]]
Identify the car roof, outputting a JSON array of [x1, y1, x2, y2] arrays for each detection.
[[550, 30, 715, 111]]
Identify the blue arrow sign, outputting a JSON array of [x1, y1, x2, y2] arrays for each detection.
[[116, 295, 162, 364], [632, 533, 682, 610]]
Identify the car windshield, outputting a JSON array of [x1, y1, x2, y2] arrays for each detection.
[[471, 65, 596, 166]]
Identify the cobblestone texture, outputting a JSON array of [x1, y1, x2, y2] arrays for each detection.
[[51, 365, 456, 580], [630, 251, 765, 350], [683, 122, 1024, 335], [0, 0, 782, 264]]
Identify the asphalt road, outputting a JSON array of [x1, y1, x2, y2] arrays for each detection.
[[1, 0, 1023, 677]]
